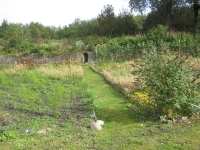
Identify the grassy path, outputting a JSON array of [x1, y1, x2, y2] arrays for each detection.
[[82, 65, 200, 150], [82, 65, 144, 149], [83, 65, 134, 124]]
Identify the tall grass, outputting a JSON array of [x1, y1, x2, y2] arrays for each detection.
[[93, 54, 200, 100], [93, 61, 137, 94], [36, 64, 83, 79], [4, 63, 83, 79]]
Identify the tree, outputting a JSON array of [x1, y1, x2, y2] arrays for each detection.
[[65, 18, 99, 37], [143, 6, 194, 32], [129, 0, 200, 32], [76, 19, 99, 36], [46, 26, 58, 39], [143, 11, 165, 31], [134, 14, 146, 32], [192, 0, 200, 32], [0, 19, 9, 38], [3, 23, 21, 40], [29, 22, 45, 42], [173, 0, 200, 32], [116, 7, 139, 35], [171, 6, 194, 31], [129, 0, 180, 28], [57, 26, 66, 39], [97, 4, 116, 36], [0, 20, 21, 40]]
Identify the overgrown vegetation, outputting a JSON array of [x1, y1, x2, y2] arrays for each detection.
[[0, 59, 200, 149], [97, 25, 200, 62], [1, 2, 200, 149], [132, 49, 200, 119], [92, 48, 200, 120], [1, 1, 200, 57]]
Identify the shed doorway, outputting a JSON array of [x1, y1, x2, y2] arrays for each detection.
[[83, 52, 88, 63]]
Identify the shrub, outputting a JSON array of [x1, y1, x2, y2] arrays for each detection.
[[87, 43, 95, 51], [84, 35, 102, 45], [4, 36, 23, 53], [147, 24, 168, 42], [8, 36, 22, 48], [19, 42, 33, 52], [74, 40, 85, 51], [7, 47, 18, 54], [31, 45, 48, 54], [132, 48, 199, 119]]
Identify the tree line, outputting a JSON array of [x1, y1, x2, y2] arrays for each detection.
[[0, 4, 143, 41], [0, 2, 200, 42]]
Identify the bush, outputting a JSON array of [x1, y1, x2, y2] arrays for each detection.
[[19, 42, 33, 52], [132, 48, 199, 119], [3, 37, 21, 53], [87, 43, 95, 51], [74, 40, 85, 51], [147, 24, 168, 42], [7, 47, 18, 54], [84, 35, 102, 45], [8, 36, 22, 48]]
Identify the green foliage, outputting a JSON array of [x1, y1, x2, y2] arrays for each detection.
[[74, 40, 85, 51], [135, 48, 199, 118], [116, 7, 139, 35], [0, 19, 8, 38], [66, 18, 99, 37], [3, 36, 23, 53], [84, 35, 102, 45], [29, 22, 45, 41], [98, 4, 116, 36], [19, 42, 60, 55], [19, 41, 33, 52], [1, 18, 200, 58], [134, 15, 146, 31], [97, 35, 149, 62], [87, 43, 95, 51], [0, 64, 200, 149], [147, 24, 168, 42], [129, 0, 198, 32], [30, 45, 43, 53], [0, 21, 21, 40], [8, 36, 22, 48], [0, 131, 17, 142]]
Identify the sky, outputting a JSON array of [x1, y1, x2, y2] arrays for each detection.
[[0, 0, 132, 27]]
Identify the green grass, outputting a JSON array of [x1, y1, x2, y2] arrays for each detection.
[[0, 64, 200, 150], [83, 65, 134, 123], [0, 64, 94, 149], [82, 65, 200, 150]]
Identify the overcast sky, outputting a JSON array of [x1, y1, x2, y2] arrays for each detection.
[[0, 0, 132, 27]]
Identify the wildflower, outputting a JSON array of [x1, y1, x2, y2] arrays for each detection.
[[130, 91, 154, 108]]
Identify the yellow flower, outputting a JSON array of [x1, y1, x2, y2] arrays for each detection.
[[129, 91, 157, 108]]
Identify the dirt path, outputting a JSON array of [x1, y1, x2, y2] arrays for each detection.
[[83, 65, 134, 124]]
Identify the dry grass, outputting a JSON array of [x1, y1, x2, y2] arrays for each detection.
[[36, 65, 83, 79], [187, 56, 200, 71], [100, 61, 137, 94], [3, 62, 25, 73], [3, 62, 83, 79]]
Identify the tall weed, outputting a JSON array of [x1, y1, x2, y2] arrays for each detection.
[[133, 48, 199, 118]]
